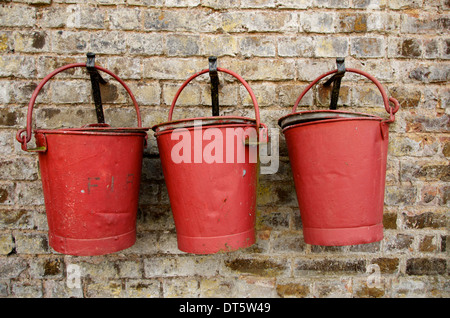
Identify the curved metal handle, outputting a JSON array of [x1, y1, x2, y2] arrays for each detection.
[[168, 67, 262, 130], [16, 63, 143, 150], [292, 68, 400, 122]]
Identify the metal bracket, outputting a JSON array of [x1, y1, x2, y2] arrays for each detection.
[[208, 56, 220, 116], [324, 57, 346, 110], [86, 52, 107, 123]]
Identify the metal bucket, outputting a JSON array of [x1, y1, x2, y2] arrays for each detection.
[[153, 68, 267, 254], [279, 68, 400, 246], [16, 63, 149, 256]]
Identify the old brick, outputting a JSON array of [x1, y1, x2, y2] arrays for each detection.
[[402, 212, 446, 229], [278, 36, 314, 57], [315, 37, 348, 58], [294, 258, 366, 274], [0, 209, 32, 229], [384, 185, 417, 206], [383, 212, 398, 229], [29, 257, 63, 278], [384, 233, 414, 251], [225, 257, 287, 277], [338, 13, 368, 32], [405, 113, 449, 133], [11, 281, 43, 298], [143, 57, 205, 80], [167, 34, 200, 56], [406, 258, 446, 275], [270, 231, 305, 252], [126, 33, 164, 56], [419, 235, 438, 252], [199, 277, 233, 297], [409, 64, 450, 83], [0, 5, 36, 27], [125, 279, 160, 298], [401, 13, 447, 34], [233, 275, 277, 297], [108, 7, 141, 30], [90, 31, 127, 54], [51, 30, 88, 54], [15, 232, 49, 254], [222, 11, 298, 33], [401, 38, 422, 57], [401, 161, 450, 182], [0, 233, 15, 255], [162, 278, 199, 297], [240, 36, 276, 57], [370, 257, 399, 274], [144, 9, 218, 33], [351, 37, 385, 58], [236, 58, 296, 81], [86, 280, 124, 298], [0, 55, 35, 78], [200, 35, 239, 56], [276, 282, 310, 298]]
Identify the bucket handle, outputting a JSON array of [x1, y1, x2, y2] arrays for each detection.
[[168, 68, 262, 131], [291, 68, 400, 123], [16, 63, 144, 152]]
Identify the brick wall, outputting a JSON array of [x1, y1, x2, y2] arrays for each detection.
[[0, 0, 448, 298]]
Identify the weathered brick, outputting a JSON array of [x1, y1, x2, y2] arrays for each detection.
[[338, 13, 368, 33], [294, 258, 366, 275], [66, 5, 105, 29], [401, 212, 446, 229], [278, 36, 314, 57], [239, 36, 276, 57], [126, 33, 164, 56], [314, 37, 349, 58], [51, 30, 89, 54], [162, 277, 199, 297], [0, 5, 36, 27], [384, 233, 414, 252], [225, 257, 288, 277], [300, 11, 335, 33], [125, 279, 160, 297], [406, 258, 446, 275], [351, 37, 385, 58], [108, 7, 141, 30], [15, 232, 49, 254], [144, 9, 219, 33], [166, 34, 200, 56]]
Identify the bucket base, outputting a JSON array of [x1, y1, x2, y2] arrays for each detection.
[[176, 228, 255, 254], [303, 223, 383, 246], [49, 229, 136, 256]]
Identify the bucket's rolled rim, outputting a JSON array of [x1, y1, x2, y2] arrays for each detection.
[[152, 116, 257, 134], [34, 126, 150, 135], [278, 110, 382, 130]]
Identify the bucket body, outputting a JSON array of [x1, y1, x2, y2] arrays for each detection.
[[16, 62, 149, 255], [154, 119, 259, 254], [36, 128, 147, 255], [281, 113, 388, 245], [278, 67, 399, 246], [152, 66, 265, 254]]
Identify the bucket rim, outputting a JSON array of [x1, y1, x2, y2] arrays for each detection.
[[35, 126, 150, 135], [278, 109, 382, 130], [152, 116, 257, 133]]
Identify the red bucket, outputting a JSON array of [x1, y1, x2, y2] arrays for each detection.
[[279, 68, 400, 246], [16, 63, 149, 256], [153, 68, 267, 254]]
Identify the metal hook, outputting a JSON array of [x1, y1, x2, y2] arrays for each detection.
[[323, 57, 346, 110], [86, 53, 107, 123], [208, 56, 220, 116]]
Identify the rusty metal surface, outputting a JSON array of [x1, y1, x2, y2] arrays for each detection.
[[278, 110, 381, 130]]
